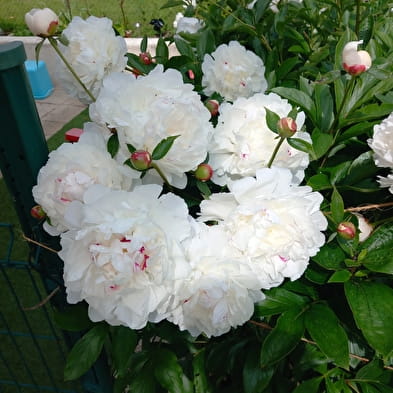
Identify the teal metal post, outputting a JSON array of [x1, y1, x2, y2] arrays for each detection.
[[0, 41, 49, 238], [0, 41, 113, 393]]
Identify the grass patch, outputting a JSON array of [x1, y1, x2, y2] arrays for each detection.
[[0, 0, 181, 37]]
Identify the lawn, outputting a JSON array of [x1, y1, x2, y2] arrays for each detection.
[[0, 0, 182, 37]]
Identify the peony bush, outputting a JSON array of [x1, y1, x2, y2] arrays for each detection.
[[27, 0, 393, 391]]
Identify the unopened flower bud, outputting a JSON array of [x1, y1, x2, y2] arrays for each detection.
[[342, 40, 372, 76], [205, 100, 219, 116], [130, 150, 152, 171], [139, 52, 152, 65], [195, 163, 213, 182], [337, 221, 356, 240], [277, 117, 297, 138], [25, 8, 59, 37], [30, 205, 46, 220], [188, 69, 195, 80]]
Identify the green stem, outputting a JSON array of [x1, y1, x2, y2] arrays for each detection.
[[48, 37, 96, 102], [267, 137, 285, 168], [151, 163, 173, 191]]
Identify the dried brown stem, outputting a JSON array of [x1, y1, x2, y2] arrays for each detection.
[[23, 286, 60, 311], [22, 234, 59, 254], [345, 201, 393, 212]]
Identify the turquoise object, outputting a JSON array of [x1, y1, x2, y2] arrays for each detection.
[[24, 59, 54, 99]]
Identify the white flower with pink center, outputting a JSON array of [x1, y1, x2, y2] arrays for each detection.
[[169, 223, 264, 337], [209, 93, 309, 186], [60, 184, 192, 329], [89, 66, 213, 189], [201, 41, 267, 101], [198, 167, 327, 289], [32, 132, 132, 235]]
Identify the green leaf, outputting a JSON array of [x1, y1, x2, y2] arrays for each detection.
[[129, 360, 157, 393], [155, 37, 169, 64], [153, 349, 192, 393], [107, 133, 119, 158], [276, 57, 301, 81], [360, 223, 393, 274], [140, 35, 148, 52], [126, 143, 137, 154], [152, 135, 180, 160], [307, 173, 331, 191], [305, 303, 349, 369], [331, 187, 344, 223], [196, 29, 216, 58], [243, 345, 274, 393], [64, 324, 109, 381], [35, 38, 46, 63], [193, 349, 212, 393], [328, 270, 352, 283], [112, 326, 138, 377], [53, 304, 93, 332], [196, 180, 211, 197], [260, 308, 304, 367], [293, 377, 323, 393], [311, 129, 333, 159], [254, 287, 308, 317], [337, 122, 374, 143], [312, 242, 345, 270], [314, 84, 334, 132], [175, 37, 196, 60], [264, 107, 280, 134], [271, 87, 316, 123], [287, 137, 315, 159], [345, 281, 393, 357]]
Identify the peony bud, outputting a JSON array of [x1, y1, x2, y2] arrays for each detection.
[[130, 150, 152, 171], [195, 163, 213, 182], [205, 100, 219, 116], [25, 8, 59, 37], [187, 69, 195, 80], [342, 40, 372, 76], [277, 117, 297, 138], [30, 205, 46, 220], [337, 221, 356, 240], [139, 52, 153, 65]]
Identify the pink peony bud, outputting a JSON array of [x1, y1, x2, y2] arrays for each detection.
[[337, 222, 356, 240], [205, 100, 219, 116], [342, 40, 372, 76], [130, 150, 152, 171], [30, 205, 46, 220], [195, 163, 213, 182], [139, 52, 153, 65], [187, 69, 195, 80], [25, 8, 59, 37], [277, 117, 297, 138]]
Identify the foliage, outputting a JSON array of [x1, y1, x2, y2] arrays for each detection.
[[50, 0, 393, 391]]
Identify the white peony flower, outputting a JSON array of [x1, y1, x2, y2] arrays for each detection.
[[173, 12, 184, 29], [60, 184, 192, 329], [368, 112, 393, 168], [169, 223, 264, 337], [32, 132, 133, 235], [198, 167, 327, 289], [90, 66, 213, 188], [209, 93, 309, 186], [378, 172, 393, 194], [201, 41, 267, 101], [175, 16, 204, 36], [56, 16, 128, 104]]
